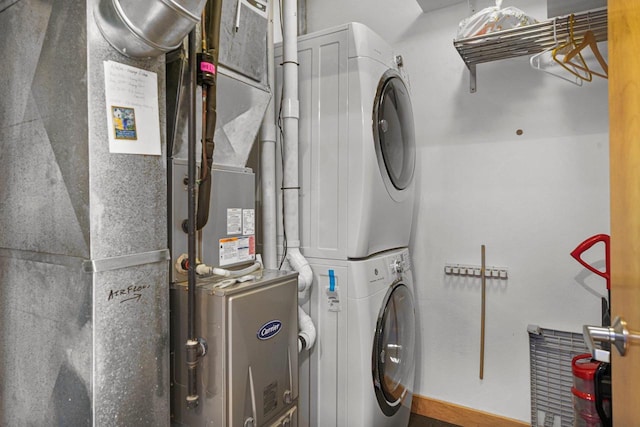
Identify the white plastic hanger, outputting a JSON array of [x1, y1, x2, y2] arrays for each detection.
[[529, 17, 585, 86]]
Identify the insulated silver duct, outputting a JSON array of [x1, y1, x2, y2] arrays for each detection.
[[95, 0, 207, 58]]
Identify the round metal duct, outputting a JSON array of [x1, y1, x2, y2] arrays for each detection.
[[95, 0, 207, 58]]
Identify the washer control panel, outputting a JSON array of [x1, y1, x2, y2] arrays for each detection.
[[390, 259, 403, 274]]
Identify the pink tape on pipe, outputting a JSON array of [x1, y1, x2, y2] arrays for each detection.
[[201, 62, 216, 74]]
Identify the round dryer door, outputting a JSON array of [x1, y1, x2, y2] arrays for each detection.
[[373, 70, 416, 196], [372, 281, 416, 416]]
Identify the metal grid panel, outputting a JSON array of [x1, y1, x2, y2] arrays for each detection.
[[453, 8, 608, 66], [528, 325, 589, 427], [452, 8, 607, 92]]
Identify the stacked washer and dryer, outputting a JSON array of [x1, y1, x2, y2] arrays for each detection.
[[276, 23, 417, 427]]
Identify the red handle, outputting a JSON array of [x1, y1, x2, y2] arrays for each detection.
[[570, 234, 610, 290]]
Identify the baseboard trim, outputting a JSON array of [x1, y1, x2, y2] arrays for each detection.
[[411, 394, 529, 427]]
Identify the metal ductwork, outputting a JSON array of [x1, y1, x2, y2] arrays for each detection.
[[1, 0, 170, 424], [167, 0, 271, 170], [94, 0, 208, 58]]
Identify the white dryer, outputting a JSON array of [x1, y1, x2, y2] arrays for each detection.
[[300, 247, 416, 427], [275, 23, 416, 260]]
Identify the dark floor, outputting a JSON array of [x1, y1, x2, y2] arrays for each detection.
[[408, 413, 460, 427]]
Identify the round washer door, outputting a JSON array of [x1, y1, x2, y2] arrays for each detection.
[[372, 281, 416, 416], [373, 70, 416, 200]]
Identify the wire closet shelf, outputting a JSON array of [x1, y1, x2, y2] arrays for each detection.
[[453, 8, 607, 92]]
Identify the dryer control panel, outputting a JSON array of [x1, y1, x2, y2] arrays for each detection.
[[388, 250, 411, 276]]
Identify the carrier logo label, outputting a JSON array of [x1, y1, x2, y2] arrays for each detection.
[[258, 320, 282, 340]]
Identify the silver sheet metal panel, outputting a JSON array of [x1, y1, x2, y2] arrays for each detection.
[[94, 262, 170, 426], [170, 164, 256, 282], [0, 0, 90, 258], [0, 255, 93, 426], [88, 5, 170, 424], [171, 271, 299, 427], [87, 0, 169, 260], [210, 69, 271, 167], [219, 0, 268, 83], [0, 1, 92, 423], [1, 0, 170, 424], [169, 67, 271, 168], [166, 0, 272, 169]]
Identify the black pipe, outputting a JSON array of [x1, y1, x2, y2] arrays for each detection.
[[185, 28, 199, 409], [184, 0, 222, 407]]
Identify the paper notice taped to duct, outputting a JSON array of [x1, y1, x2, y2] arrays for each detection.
[[103, 61, 161, 155]]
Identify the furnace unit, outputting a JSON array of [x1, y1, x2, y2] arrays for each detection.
[[171, 271, 299, 427]]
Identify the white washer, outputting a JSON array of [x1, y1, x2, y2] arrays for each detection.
[[275, 23, 416, 260], [300, 247, 416, 427]]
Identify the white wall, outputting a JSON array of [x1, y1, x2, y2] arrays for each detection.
[[306, 0, 609, 422]]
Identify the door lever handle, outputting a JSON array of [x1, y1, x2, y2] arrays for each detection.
[[584, 316, 640, 361]]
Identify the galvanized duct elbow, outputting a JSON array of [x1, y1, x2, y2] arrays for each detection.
[[94, 0, 207, 58]]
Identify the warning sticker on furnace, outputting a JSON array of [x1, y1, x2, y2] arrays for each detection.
[[243, 209, 255, 236], [227, 208, 242, 235], [219, 236, 256, 266], [263, 381, 278, 416]]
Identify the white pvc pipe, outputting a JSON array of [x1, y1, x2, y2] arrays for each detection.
[[288, 250, 313, 294], [259, 0, 278, 270], [281, 0, 299, 249], [298, 306, 316, 352], [195, 261, 262, 277], [280, 0, 315, 350], [282, 0, 312, 293]]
